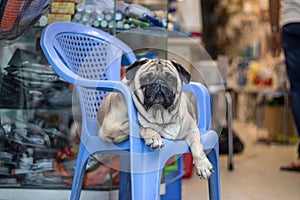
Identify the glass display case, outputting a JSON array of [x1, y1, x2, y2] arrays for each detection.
[[0, 0, 169, 198]]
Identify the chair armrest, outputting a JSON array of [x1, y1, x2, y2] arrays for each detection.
[[74, 78, 140, 137], [183, 82, 211, 132]]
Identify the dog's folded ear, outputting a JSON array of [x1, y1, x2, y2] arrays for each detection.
[[125, 58, 149, 80], [171, 60, 191, 84]]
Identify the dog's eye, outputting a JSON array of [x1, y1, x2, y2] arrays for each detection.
[[140, 76, 150, 84], [141, 77, 150, 83], [168, 76, 176, 83], [165, 73, 176, 83], [140, 73, 155, 84]]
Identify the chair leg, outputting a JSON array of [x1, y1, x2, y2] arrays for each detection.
[[207, 148, 221, 200], [119, 171, 131, 200], [119, 154, 131, 200], [160, 172, 182, 200], [70, 143, 90, 200], [161, 156, 183, 200], [131, 170, 163, 200]]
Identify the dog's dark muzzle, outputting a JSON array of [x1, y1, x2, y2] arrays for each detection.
[[142, 83, 175, 109]]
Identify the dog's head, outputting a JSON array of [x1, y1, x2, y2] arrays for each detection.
[[126, 58, 190, 110]]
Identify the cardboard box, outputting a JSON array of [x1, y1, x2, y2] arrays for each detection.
[[51, 2, 75, 14], [47, 14, 72, 24], [264, 105, 297, 142]]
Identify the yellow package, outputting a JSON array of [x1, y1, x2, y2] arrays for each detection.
[[47, 14, 72, 24], [51, 2, 75, 14]]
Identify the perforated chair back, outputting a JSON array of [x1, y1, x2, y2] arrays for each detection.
[[41, 22, 136, 136]]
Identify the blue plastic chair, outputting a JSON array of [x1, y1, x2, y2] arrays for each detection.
[[40, 22, 220, 200]]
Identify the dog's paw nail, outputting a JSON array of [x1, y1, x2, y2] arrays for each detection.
[[149, 142, 164, 150], [155, 143, 164, 150], [195, 159, 213, 180], [145, 137, 164, 150]]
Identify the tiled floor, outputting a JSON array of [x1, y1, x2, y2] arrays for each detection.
[[182, 121, 300, 200]]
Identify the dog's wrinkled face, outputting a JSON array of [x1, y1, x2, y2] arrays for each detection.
[[140, 61, 177, 109], [126, 58, 191, 111]]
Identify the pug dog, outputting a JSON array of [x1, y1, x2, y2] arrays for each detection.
[[98, 58, 213, 179]]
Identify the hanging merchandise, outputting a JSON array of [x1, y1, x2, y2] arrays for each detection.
[[0, 0, 50, 44], [0, 49, 72, 109]]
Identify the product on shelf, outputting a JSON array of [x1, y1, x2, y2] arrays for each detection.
[[70, 0, 166, 32]]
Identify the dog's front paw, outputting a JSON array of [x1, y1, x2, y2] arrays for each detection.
[[144, 135, 164, 150], [141, 128, 164, 150], [194, 157, 213, 180]]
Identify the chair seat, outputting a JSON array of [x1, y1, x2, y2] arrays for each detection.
[[81, 129, 217, 171]]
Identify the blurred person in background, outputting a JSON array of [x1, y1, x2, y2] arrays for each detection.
[[269, 0, 300, 172]]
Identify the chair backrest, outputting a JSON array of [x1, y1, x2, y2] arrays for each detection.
[[41, 22, 212, 136], [40, 22, 136, 134]]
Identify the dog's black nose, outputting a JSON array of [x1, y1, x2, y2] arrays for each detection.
[[143, 82, 174, 109], [155, 79, 164, 84]]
